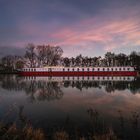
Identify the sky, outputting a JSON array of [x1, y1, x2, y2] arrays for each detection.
[[0, 0, 140, 57]]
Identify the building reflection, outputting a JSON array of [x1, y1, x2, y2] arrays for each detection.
[[0, 75, 140, 102]]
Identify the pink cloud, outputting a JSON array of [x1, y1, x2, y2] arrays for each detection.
[[13, 7, 140, 57], [49, 18, 140, 52]]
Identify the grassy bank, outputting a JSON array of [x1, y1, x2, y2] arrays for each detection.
[[0, 122, 118, 140]]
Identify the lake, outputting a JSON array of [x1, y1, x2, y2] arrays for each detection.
[[0, 75, 140, 139]]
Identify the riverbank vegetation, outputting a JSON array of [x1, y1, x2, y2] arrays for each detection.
[[0, 123, 118, 140], [0, 107, 120, 140], [0, 44, 140, 73], [1, 108, 140, 140]]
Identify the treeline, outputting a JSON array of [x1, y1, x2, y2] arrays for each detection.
[[0, 43, 140, 71], [0, 44, 63, 71]]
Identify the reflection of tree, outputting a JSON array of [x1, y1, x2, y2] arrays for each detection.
[[102, 81, 131, 93], [0, 75, 25, 91], [0, 75, 140, 95], [129, 78, 140, 94], [62, 79, 140, 93], [24, 81, 63, 102], [0, 75, 64, 102], [36, 82, 63, 101]]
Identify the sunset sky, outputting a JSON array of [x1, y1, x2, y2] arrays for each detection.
[[0, 0, 140, 57]]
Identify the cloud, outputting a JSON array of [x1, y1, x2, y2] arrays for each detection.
[[49, 17, 140, 53], [2, 16, 140, 57], [0, 0, 140, 57]]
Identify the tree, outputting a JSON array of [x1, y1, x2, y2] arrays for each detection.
[[1, 55, 14, 69], [105, 52, 115, 66], [36, 45, 63, 66], [50, 46, 63, 66], [1, 55, 20, 70], [15, 60, 25, 69], [75, 54, 82, 66], [36, 45, 49, 67], [24, 43, 37, 68], [130, 51, 140, 66], [63, 57, 70, 67], [115, 53, 127, 66]]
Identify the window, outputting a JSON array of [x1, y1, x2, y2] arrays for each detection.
[[119, 68, 121, 71], [63, 68, 65, 71], [111, 68, 113, 71], [82, 68, 84, 71], [87, 68, 89, 71], [92, 68, 94, 71], [107, 68, 109, 71], [103, 68, 105, 71], [127, 68, 130, 71], [67, 68, 69, 71], [123, 68, 125, 71], [72, 68, 74, 71], [77, 68, 79, 71], [97, 68, 100, 71]]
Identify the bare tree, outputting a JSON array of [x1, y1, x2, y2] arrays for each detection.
[[36, 45, 49, 67], [50, 46, 63, 66], [105, 52, 115, 66], [24, 43, 37, 68], [36, 45, 63, 67]]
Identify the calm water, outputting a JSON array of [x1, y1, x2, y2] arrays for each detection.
[[0, 75, 140, 139]]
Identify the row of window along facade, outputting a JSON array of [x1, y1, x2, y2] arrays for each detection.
[[23, 67, 132, 72]]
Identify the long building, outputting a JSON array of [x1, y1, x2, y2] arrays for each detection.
[[18, 66, 137, 76]]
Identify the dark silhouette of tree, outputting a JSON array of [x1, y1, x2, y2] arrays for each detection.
[[129, 51, 140, 69], [63, 57, 70, 67], [105, 52, 115, 66], [115, 53, 127, 66], [75, 54, 82, 66], [0, 42, 140, 69], [1, 55, 24, 71], [25, 43, 37, 68], [25, 44, 63, 67], [50, 46, 63, 66], [16, 60, 25, 69]]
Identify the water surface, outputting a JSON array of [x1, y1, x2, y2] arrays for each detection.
[[0, 75, 140, 139]]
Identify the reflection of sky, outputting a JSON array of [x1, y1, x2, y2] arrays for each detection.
[[0, 0, 140, 57], [0, 84, 140, 130], [60, 87, 140, 117]]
